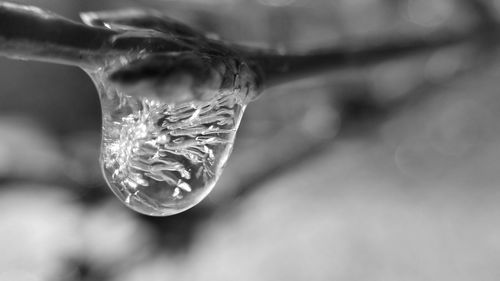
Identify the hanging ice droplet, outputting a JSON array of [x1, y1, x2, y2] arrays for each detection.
[[75, 8, 263, 216], [87, 58, 252, 216]]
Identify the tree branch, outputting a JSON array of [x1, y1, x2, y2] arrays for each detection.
[[0, 1, 499, 90], [242, 26, 497, 88], [0, 2, 117, 67]]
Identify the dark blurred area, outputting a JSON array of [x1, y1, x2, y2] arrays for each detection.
[[1, 0, 500, 280]]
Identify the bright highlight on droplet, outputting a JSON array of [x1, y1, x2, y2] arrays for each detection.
[[89, 67, 248, 216]]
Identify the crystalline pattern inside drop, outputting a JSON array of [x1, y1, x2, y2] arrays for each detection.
[[92, 71, 246, 215]]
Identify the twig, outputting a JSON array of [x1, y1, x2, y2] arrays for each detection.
[[0, 2, 200, 68], [1, 1, 499, 89], [0, 2, 117, 67], [243, 27, 496, 88]]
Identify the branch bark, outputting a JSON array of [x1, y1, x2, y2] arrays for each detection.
[[0, 2, 117, 66]]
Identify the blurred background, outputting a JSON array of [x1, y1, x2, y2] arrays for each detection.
[[1, 0, 500, 280]]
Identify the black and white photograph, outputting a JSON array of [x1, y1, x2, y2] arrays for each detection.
[[0, 0, 499, 280]]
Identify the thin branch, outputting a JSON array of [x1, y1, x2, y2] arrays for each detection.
[[1, 1, 499, 89], [0, 2, 196, 68], [0, 2, 117, 67], [242, 27, 496, 88]]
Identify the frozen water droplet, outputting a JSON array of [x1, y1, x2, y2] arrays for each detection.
[[77, 7, 262, 216], [87, 56, 253, 216]]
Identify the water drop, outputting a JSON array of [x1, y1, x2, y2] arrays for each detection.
[[75, 7, 263, 216], [87, 60, 251, 216]]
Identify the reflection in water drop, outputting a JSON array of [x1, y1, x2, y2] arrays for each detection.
[[89, 66, 248, 216]]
